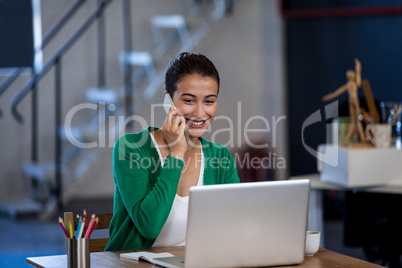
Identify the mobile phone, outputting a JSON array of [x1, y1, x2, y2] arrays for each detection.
[[163, 94, 184, 126], [163, 93, 176, 114]]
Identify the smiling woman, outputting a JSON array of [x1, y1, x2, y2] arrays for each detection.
[[105, 52, 240, 251]]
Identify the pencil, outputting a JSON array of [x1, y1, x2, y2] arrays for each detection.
[[69, 224, 73, 239], [58, 217, 70, 238], [88, 217, 99, 238], [84, 214, 96, 238], [78, 218, 85, 238], [83, 209, 87, 233], [76, 216, 82, 239]]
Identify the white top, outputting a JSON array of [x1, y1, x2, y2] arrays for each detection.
[[150, 133, 204, 247]]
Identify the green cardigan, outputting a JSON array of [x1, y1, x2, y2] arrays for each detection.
[[105, 127, 240, 251]]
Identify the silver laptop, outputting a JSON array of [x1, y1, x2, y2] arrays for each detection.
[[154, 179, 310, 268]]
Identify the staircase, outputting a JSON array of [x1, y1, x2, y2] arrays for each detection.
[[0, 0, 232, 219]]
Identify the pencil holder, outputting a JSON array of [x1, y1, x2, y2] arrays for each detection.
[[66, 238, 90, 268]]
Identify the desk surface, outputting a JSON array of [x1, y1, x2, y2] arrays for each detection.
[[291, 173, 402, 194], [27, 246, 384, 268]]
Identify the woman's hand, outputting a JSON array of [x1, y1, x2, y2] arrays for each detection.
[[161, 106, 187, 160]]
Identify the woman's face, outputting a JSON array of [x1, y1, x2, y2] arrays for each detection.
[[172, 74, 218, 139]]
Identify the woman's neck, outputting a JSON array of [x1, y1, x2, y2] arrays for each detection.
[[151, 129, 200, 154], [185, 136, 200, 152]]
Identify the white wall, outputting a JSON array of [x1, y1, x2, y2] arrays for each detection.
[[0, 0, 286, 201]]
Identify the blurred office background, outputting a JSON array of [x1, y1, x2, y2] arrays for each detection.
[[1, 0, 402, 267]]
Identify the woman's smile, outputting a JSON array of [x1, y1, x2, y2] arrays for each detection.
[[186, 118, 209, 128]]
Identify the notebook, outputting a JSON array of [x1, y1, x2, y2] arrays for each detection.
[[120, 251, 175, 264], [154, 179, 311, 268]]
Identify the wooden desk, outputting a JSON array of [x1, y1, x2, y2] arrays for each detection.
[[27, 246, 384, 268]]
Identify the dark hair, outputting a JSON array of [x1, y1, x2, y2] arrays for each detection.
[[165, 52, 220, 97]]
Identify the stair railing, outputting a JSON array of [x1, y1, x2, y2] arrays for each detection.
[[10, 0, 113, 209], [0, 0, 88, 197]]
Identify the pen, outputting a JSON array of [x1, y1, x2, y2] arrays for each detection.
[[58, 217, 70, 238]]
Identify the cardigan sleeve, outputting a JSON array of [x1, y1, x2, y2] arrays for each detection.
[[223, 148, 240, 184], [113, 134, 184, 239]]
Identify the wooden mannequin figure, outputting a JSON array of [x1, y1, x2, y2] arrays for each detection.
[[322, 58, 368, 145]]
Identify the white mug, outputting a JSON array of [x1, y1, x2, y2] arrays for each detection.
[[365, 124, 392, 148], [305, 231, 320, 256]]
